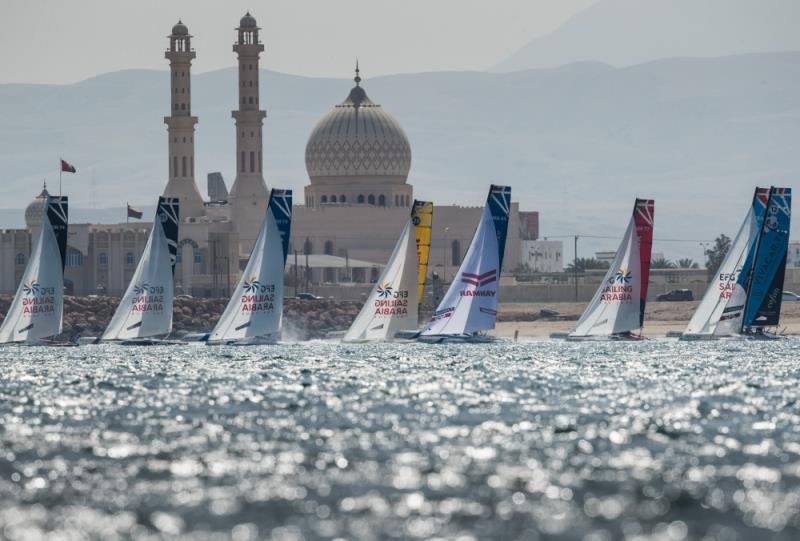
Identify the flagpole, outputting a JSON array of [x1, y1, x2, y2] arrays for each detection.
[[58, 157, 62, 196]]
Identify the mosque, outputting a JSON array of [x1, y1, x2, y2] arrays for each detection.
[[0, 14, 539, 298]]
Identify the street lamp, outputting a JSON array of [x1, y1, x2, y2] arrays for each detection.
[[443, 227, 449, 282]]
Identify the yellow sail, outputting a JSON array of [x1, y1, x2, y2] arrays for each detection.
[[411, 200, 433, 305]]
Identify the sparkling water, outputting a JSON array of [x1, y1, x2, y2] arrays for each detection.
[[1, 340, 799, 540]]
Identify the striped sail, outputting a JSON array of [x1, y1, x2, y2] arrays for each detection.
[[0, 196, 69, 343], [102, 197, 179, 340], [344, 201, 432, 342], [209, 189, 292, 342], [570, 199, 655, 337], [421, 185, 511, 337]]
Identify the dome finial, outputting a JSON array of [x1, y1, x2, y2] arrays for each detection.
[[354, 59, 361, 87]]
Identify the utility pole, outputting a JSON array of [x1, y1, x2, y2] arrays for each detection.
[[294, 250, 299, 297], [574, 235, 579, 302], [443, 227, 449, 282]]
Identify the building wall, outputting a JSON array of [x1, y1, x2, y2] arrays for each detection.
[[788, 241, 800, 267], [521, 240, 563, 272]]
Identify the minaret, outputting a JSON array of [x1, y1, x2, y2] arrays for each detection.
[[229, 12, 269, 255], [163, 20, 205, 219]]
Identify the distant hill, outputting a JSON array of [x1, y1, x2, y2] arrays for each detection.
[[0, 52, 798, 259], [493, 0, 800, 72]]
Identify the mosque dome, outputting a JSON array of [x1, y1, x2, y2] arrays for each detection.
[[305, 69, 412, 185], [25, 182, 50, 230], [239, 12, 258, 29], [171, 20, 189, 36]]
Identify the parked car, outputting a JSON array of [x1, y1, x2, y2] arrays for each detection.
[[782, 291, 800, 301], [295, 292, 323, 300], [656, 289, 694, 302]]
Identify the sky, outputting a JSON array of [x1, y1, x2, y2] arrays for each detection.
[[0, 0, 597, 84]]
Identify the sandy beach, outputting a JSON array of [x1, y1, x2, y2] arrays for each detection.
[[493, 301, 800, 338]]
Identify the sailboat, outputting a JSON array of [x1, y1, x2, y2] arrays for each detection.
[[741, 186, 792, 338], [205, 189, 292, 345], [566, 198, 655, 341], [681, 188, 769, 340], [100, 197, 179, 344], [418, 185, 511, 343], [343, 200, 433, 342], [0, 195, 69, 345]]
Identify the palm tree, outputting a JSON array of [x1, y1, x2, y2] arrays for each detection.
[[651, 257, 676, 269], [677, 258, 699, 269], [566, 258, 610, 272]]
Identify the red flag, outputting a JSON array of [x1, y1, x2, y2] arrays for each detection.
[[60, 159, 76, 173], [127, 204, 143, 220]]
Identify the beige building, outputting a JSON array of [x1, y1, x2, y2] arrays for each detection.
[[1, 13, 537, 298]]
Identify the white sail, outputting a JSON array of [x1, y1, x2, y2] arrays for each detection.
[[101, 199, 179, 340], [421, 186, 510, 336], [685, 214, 756, 336], [344, 220, 419, 342], [208, 189, 292, 342], [570, 199, 654, 337], [0, 197, 68, 343]]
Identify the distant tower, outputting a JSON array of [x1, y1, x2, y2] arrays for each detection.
[[229, 12, 269, 255], [163, 20, 205, 219]]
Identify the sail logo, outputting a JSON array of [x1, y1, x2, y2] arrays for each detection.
[[377, 282, 393, 298], [131, 282, 164, 312], [240, 277, 275, 313], [21, 280, 56, 315], [374, 282, 409, 316], [460, 270, 497, 297], [718, 268, 743, 299], [601, 267, 633, 302], [243, 277, 261, 293], [430, 306, 455, 322], [608, 269, 632, 285], [23, 280, 41, 295]]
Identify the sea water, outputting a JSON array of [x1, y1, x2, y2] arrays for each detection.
[[0, 340, 799, 540]]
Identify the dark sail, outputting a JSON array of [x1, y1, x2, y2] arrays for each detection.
[[46, 196, 69, 271], [487, 185, 512, 271], [268, 189, 293, 262], [157, 197, 180, 273]]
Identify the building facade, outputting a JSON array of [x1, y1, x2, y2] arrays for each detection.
[[2, 13, 537, 297]]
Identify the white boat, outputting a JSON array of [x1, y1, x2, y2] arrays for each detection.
[[0, 195, 69, 345], [100, 197, 179, 344], [566, 198, 654, 341], [680, 188, 769, 340], [344, 200, 433, 342], [418, 185, 511, 343], [206, 189, 292, 345]]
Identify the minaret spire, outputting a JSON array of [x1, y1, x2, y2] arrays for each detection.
[[354, 59, 361, 86]]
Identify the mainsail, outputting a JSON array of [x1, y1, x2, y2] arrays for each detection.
[[0, 196, 69, 343], [344, 201, 433, 342], [683, 188, 769, 337], [570, 199, 655, 337], [102, 197, 180, 340], [208, 189, 292, 342], [420, 185, 511, 337], [743, 186, 792, 330]]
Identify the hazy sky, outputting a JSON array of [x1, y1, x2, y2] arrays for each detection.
[[0, 0, 597, 84]]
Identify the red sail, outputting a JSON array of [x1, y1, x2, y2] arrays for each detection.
[[633, 199, 655, 327]]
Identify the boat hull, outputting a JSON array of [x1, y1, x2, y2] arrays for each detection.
[[417, 334, 499, 344], [565, 333, 646, 342]]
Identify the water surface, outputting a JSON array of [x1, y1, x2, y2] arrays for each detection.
[[1, 340, 799, 540]]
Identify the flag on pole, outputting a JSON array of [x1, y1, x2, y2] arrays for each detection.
[[60, 159, 77, 173], [127, 204, 143, 220]]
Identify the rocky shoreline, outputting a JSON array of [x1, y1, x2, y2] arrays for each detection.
[[0, 295, 365, 340]]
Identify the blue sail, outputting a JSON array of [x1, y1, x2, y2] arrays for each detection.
[[487, 185, 512, 271], [743, 187, 792, 328]]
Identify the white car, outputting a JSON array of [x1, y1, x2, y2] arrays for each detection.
[[782, 291, 800, 301]]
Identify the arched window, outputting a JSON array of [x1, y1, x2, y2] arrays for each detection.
[[330, 195, 337, 203], [250, 151, 255, 172], [241, 151, 246, 172], [378, 194, 386, 207], [452, 240, 461, 266], [324, 240, 334, 255], [173, 156, 178, 177], [15, 253, 25, 265], [321, 195, 327, 204], [194, 252, 203, 264], [182, 156, 187, 177], [368, 194, 375, 205], [394, 195, 399, 206], [340, 195, 346, 203], [303, 238, 313, 255], [357, 194, 365, 204], [66, 249, 83, 267], [99, 253, 108, 266], [125, 252, 135, 265]]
